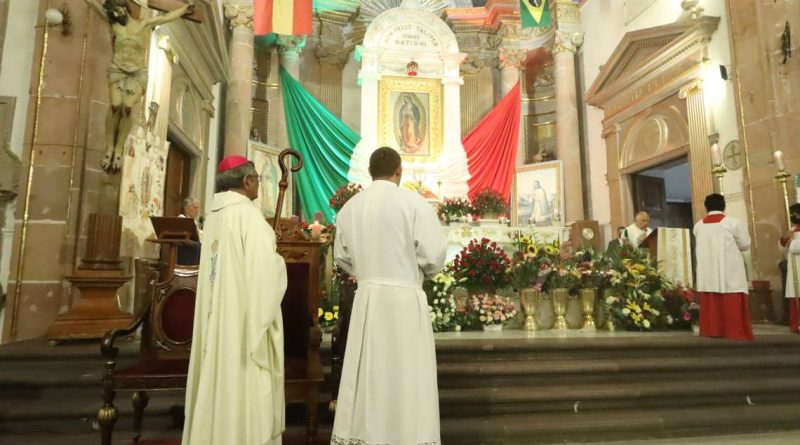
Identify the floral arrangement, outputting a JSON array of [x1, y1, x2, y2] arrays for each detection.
[[468, 294, 518, 326], [423, 272, 458, 332], [572, 249, 606, 289], [317, 303, 339, 332], [329, 183, 363, 212], [333, 263, 357, 285], [662, 283, 698, 329], [471, 188, 508, 216], [605, 286, 666, 331], [450, 238, 512, 292], [438, 197, 473, 223]]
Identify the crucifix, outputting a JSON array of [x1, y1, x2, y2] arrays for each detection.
[[85, 0, 202, 173]]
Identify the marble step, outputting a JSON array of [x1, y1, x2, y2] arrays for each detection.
[[438, 376, 800, 416], [440, 402, 800, 445]]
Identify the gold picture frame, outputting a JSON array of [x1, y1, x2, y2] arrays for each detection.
[[511, 160, 564, 227], [378, 76, 443, 163]]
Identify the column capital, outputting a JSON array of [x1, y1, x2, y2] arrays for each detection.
[[316, 45, 351, 66], [553, 30, 584, 55], [277, 35, 307, 57], [460, 54, 489, 75], [554, 0, 582, 27], [678, 79, 704, 99], [223, 3, 253, 30], [497, 47, 527, 70]]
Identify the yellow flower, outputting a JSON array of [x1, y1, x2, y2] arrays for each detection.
[[544, 245, 558, 255], [324, 312, 334, 321], [526, 244, 539, 256], [318, 308, 323, 317], [333, 305, 340, 312], [520, 236, 532, 246]]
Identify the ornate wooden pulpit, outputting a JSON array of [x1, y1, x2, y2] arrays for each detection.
[[271, 149, 326, 440]]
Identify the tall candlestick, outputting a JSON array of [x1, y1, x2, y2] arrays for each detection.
[[711, 143, 722, 165], [774, 150, 785, 171]]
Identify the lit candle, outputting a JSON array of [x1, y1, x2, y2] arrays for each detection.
[[774, 150, 785, 171], [310, 220, 322, 240], [710, 143, 722, 165]]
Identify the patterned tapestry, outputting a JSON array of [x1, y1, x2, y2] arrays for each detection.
[[119, 126, 169, 259]]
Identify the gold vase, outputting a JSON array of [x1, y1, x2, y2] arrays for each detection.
[[579, 288, 597, 329], [551, 288, 569, 330], [519, 288, 540, 331], [602, 288, 616, 331]]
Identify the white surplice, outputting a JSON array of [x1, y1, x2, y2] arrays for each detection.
[[623, 222, 652, 247], [693, 211, 750, 294], [332, 180, 447, 445], [182, 191, 287, 445], [784, 233, 800, 299]]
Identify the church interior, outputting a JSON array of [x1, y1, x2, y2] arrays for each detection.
[[0, 0, 799, 444]]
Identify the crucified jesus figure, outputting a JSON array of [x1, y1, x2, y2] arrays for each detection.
[[85, 0, 194, 172]]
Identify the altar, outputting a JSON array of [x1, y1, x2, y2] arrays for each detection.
[[442, 223, 569, 263]]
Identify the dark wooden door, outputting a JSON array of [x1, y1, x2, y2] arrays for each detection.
[[632, 174, 667, 227], [163, 146, 191, 217]]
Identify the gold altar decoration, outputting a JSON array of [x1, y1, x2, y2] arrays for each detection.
[[520, 288, 541, 331], [579, 288, 597, 330], [378, 76, 442, 163], [551, 288, 569, 330], [775, 169, 792, 230]]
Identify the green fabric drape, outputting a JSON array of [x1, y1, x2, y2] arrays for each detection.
[[280, 67, 358, 222]]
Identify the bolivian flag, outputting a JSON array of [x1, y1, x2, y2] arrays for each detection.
[[520, 0, 551, 28], [254, 0, 312, 36]]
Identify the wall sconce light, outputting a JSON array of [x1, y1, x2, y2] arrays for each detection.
[[45, 3, 71, 36], [781, 21, 791, 65]]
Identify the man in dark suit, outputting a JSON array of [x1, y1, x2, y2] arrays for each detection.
[[606, 226, 626, 256]]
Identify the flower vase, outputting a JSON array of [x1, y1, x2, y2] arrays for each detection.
[[692, 323, 700, 334], [579, 288, 597, 330], [519, 288, 540, 331], [550, 288, 569, 330], [483, 323, 503, 332]]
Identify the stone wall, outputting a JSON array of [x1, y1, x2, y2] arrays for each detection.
[[727, 0, 800, 314]]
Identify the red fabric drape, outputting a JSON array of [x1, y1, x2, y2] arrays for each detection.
[[463, 83, 521, 202]]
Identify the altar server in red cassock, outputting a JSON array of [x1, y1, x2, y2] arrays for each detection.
[[694, 193, 753, 341], [781, 203, 800, 333]]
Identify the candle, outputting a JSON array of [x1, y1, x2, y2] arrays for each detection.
[[710, 143, 722, 165], [774, 150, 785, 171], [310, 221, 322, 240]]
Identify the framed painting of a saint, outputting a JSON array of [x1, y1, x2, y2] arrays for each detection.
[[248, 141, 293, 219], [379, 76, 442, 162], [512, 161, 564, 227]]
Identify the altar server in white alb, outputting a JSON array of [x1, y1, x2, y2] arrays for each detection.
[[694, 193, 753, 341], [623, 211, 652, 247], [332, 146, 447, 445], [182, 155, 287, 445], [781, 203, 800, 334]]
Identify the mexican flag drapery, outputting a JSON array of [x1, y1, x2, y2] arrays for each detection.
[[254, 0, 313, 36], [280, 68, 358, 222]]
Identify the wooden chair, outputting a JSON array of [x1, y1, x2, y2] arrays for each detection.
[[98, 236, 198, 445]]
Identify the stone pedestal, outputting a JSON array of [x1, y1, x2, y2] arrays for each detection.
[[47, 214, 131, 341], [223, 4, 254, 157]]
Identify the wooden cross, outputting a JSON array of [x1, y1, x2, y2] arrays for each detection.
[[723, 141, 742, 171]]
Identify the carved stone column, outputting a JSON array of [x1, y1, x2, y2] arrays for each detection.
[[223, 3, 254, 157], [460, 56, 486, 137], [553, 29, 585, 222], [679, 79, 714, 219], [276, 36, 306, 148], [316, 49, 350, 118]]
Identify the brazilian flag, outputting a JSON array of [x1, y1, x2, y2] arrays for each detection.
[[520, 0, 551, 28]]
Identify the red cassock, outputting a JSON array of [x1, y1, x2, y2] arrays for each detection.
[[693, 212, 754, 341]]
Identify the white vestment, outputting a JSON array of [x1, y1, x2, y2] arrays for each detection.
[[182, 191, 287, 445], [623, 223, 652, 247], [785, 233, 800, 299], [693, 212, 751, 294], [332, 180, 447, 445]]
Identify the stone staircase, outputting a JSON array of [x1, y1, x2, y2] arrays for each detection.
[[1, 331, 800, 444], [436, 333, 800, 444]]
